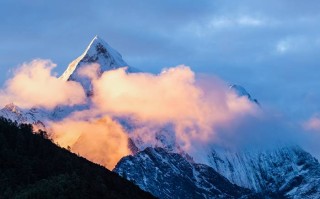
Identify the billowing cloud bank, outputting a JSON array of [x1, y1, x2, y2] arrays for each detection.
[[2, 59, 317, 169], [0, 60, 86, 109], [49, 116, 130, 169], [83, 65, 258, 150]]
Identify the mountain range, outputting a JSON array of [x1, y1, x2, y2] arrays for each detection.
[[1, 36, 319, 199]]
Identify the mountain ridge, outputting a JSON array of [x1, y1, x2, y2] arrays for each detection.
[[114, 147, 255, 199], [0, 117, 155, 199]]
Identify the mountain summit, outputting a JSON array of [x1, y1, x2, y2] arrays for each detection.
[[60, 36, 135, 94]]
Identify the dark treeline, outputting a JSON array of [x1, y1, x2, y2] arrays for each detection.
[[0, 117, 155, 199]]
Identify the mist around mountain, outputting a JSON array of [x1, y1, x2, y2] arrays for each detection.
[[0, 36, 320, 199]]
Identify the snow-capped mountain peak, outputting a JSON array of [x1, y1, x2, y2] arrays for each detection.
[[60, 36, 137, 95], [60, 35, 128, 81], [0, 103, 47, 129], [2, 102, 23, 114], [0, 36, 137, 125]]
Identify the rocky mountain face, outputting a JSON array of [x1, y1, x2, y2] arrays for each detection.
[[115, 132, 320, 198], [1, 36, 320, 199], [114, 147, 255, 199], [207, 145, 320, 198]]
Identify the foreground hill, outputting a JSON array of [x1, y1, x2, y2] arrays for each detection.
[[0, 117, 154, 199]]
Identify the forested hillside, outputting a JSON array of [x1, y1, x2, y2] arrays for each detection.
[[0, 117, 154, 199]]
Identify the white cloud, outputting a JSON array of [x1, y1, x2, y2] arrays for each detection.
[[276, 40, 290, 53], [209, 15, 265, 29], [238, 16, 264, 26], [0, 59, 86, 109]]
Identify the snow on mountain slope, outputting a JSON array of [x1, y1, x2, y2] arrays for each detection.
[[60, 36, 136, 95], [0, 103, 47, 129], [114, 147, 255, 199], [207, 145, 320, 198], [120, 118, 320, 198], [121, 120, 320, 198]]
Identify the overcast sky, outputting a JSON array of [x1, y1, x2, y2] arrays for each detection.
[[0, 0, 320, 121]]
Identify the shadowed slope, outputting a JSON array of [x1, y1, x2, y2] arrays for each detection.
[[0, 117, 155, 199]]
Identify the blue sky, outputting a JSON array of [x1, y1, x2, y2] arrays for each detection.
[[0, 0, 320, 121]]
